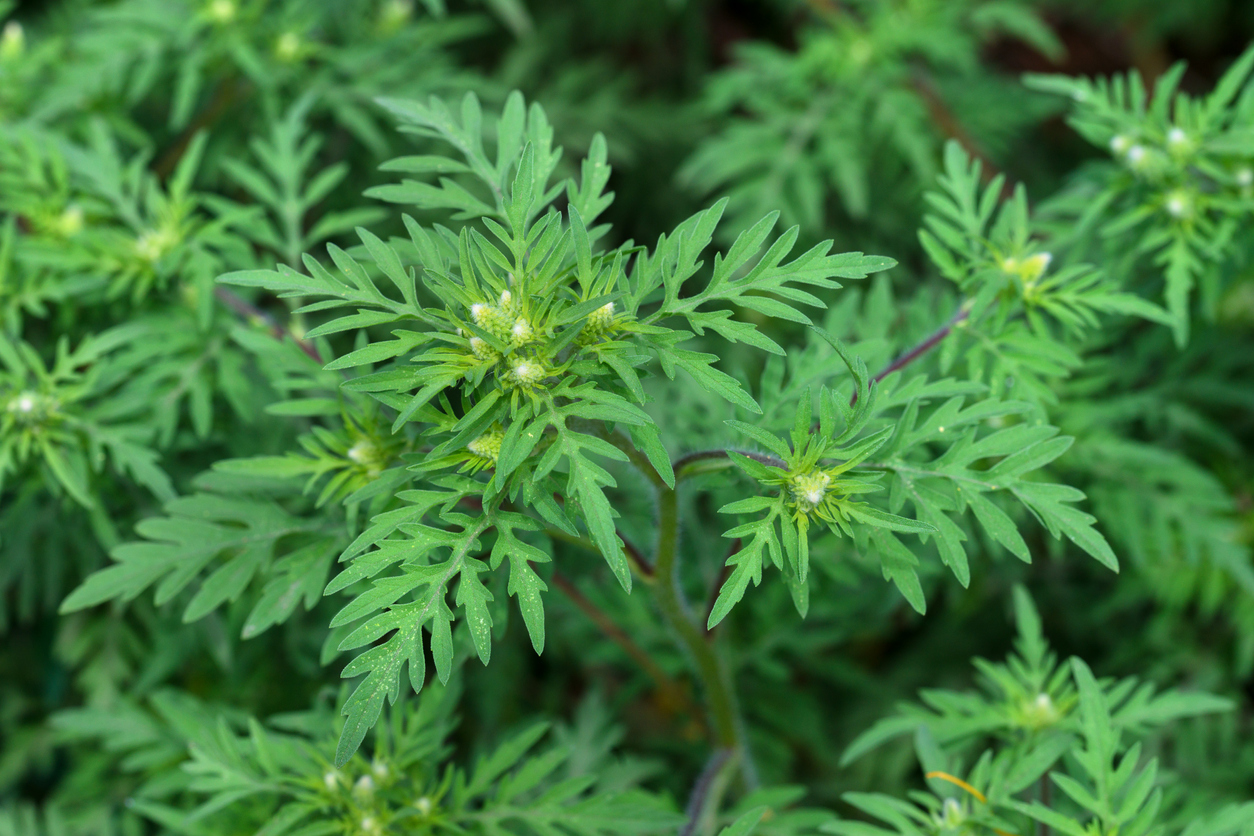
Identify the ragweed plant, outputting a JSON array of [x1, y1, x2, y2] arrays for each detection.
[[1026, 44, 1254, 345], [5, 2, 1254, 834], [831, 589, 1240, 836], [66, 90, 1121, 777], [681, 0, 1062, 243]]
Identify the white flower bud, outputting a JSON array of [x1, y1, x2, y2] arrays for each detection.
[[468, 428, 503, 463], [1165, 189, 1193, 219], [790, 471, 831, 511], [509, 359, 545, 387], [15, 394, 34, 413], [275, 31, 301, 61], [207, 0, 235, 22], [510, 317, 533, 346], [379, 0, 413, 30], [1019, 252, 1051, 283], [469, 336, 498, 361], [57, 206, 84, 237], [1, 21, 24, 60], [940, 798, 964, 828]]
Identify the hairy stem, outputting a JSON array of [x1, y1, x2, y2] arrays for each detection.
[[851, 299, 973, 406], [674, 449, 787, 481], [654, 483, 750, 779], [215, 286, 323, 363], [681, 748, 736, 836], [602, 429, 756, 785]]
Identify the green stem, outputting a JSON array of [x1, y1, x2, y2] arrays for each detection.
[[602, 429, 755, 784], [654, 483, 749, 776], [674, 449, 786, 482]]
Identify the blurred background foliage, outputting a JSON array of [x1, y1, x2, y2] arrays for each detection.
[[0, 0, 1252, 831]]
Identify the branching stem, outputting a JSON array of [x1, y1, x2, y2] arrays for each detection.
[[604, 431, 757, 787], [852, 300, 973, 406], [674, 449, 787, 481], [215, 286, 323, 363], [681, 748, 736, 836]]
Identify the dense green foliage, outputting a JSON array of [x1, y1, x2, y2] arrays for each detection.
[[2, 0, 1253, 834]]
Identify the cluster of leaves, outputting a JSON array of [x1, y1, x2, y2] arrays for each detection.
[[680, 0, 1062, 244], [1027, 44, 1254, 345], [830, 588, 1246, 836], [60, 76, 1147, 784], [710, 333, 1116, 624], [27, 677, 682, 836]]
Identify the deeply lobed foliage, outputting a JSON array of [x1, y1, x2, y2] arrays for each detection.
[[2, 1, 1253, 835]]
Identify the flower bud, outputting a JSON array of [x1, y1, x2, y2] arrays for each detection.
[[7, 392, 37, 417], [937, 798, 964, 829], [1021, 691, 1061, 729], [790, 471, 831, 512], [468, 300, 512, 339], [591, 302, 614, 327], [378, 0, 413, 32], [346, 439, 386, 477], [1166, 126, 1192, 156], [468, 427, 504, 464], [1164, 188, 1194, 220], [55, 206, 84, 237], [510, 317, 534, 347], [207, 0, 236, 22], [1020, 252, 1051, 282], [134, 227, 179, 264], [469, 337, 499, 363], [275, 32, 301, 61], [1001, 252, 1051, 284], [578, 302, 617, 345], [1, 21, 24, 60], [507, 359, 546, 388]]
